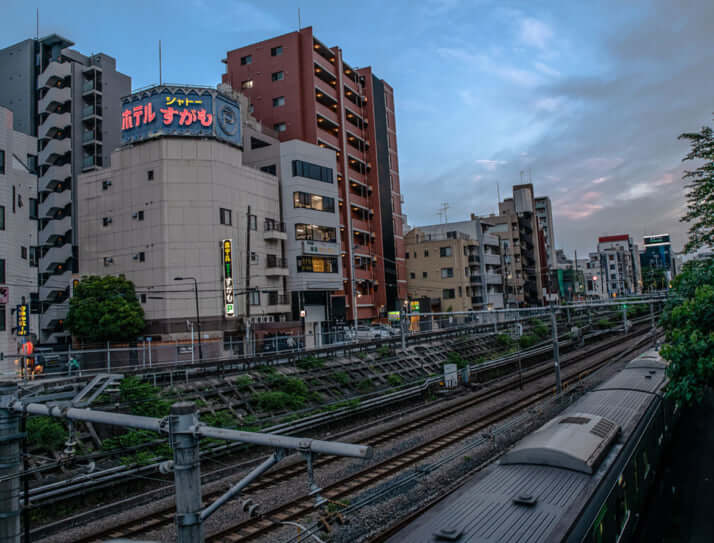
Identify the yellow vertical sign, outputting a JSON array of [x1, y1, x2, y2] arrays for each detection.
[[222, 239, 235, 317]]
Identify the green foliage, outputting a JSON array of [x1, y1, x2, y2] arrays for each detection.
[[529, 318, 549, 338], [355, 352, 368, 360], [495, 334, 513, 348], [661, 259, 714, 404], [322, 398, 361, 412], [642, 266, 668, 292], [387, 374, 403, 387], [519, 334, 539, 349], [201, 410, 237, 428], [678, 124, 714, 253], [266, 374, 309, 396], [446, 351, 469, 369], [596, 318, 613, 330], [64, 275, 145, 343], [252, 391, 306, 411], [296, 356, 324, 370], [334, 371, 351, 386], [26, 416, 67, 450], [102, 429, 157, 451], [235, 375, 253, 390], [377, 345, 392, 358], [118, 376, 171, 417], [102, 429, 170, 466], [356, 379, 374, 393]]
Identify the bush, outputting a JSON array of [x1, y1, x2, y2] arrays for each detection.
[[252, 391, 306, 411], [387, 374, 403, 387], [119, 376, 171, 418], [334, 371, 351, 386], [201, 410, 237, 428], [235, 375, 253, 390], [446, 351, 469, 369], [495, 334, 513, 348], [296, 356, 324, 370], [266, 374, 309, 397], [596, 318, 613, 330], [519, 334, 539, 350], [357, 379, 374, 392], [377, 345, 391, 358], [529, 318, 549, 338], [26, 417, 67, 450]]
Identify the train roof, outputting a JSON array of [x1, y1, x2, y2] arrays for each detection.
[[384, 350, 668, 543]]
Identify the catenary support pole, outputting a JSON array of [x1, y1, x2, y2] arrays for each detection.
[[622, 304, 627, 333], [0, 382, 20, 543], [171, 402, 203, 543], [550, 306, 562, 396], [400, 312, 406, 352]]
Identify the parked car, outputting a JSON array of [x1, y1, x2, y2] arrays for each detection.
[[346, 325, 398, 341]]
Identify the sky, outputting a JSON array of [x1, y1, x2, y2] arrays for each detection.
[[3, 0, 713, 254]]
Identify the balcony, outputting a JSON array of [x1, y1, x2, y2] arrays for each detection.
[[264, 219, 287, 241], [345, 108, 366, 130], [315, 101, 339, 125], [39, 163, 71, 191], [343, 85, 364, 108], [267, 292, 289, 306], [349, 193, 370, 209], [351, 218, 370, 233], [313, 62, 337, 88], [40, 190, 71, 218], [471, 296, 484, 305], [82, 78, 102, 95], [468, 255, 480, 264], [40, 244, 72, 272], [485, 273, 502, 285], [348, 154, 367, 175], [38, 61, 71, 90], [265, 255, 289, 276], [469, 274, 481, 284], [82, 104, 102, 119], [82, 129, 102, 145], [82, 153, 103, 171], [484, 253, 501, 266], [346, 130, 368, 153], [38, 86, 70, 113]]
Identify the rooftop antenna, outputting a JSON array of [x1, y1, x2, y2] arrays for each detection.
[[496, 182, 501, 204], [438, 202, 449, 224], [298, 8, 301, 30], [159, 40, 162, 85]]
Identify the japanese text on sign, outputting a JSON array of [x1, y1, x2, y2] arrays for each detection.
[[222, 239, 235, 318], [16, 304, 29, 336]]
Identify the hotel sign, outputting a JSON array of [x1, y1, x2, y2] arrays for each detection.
[[222, 239, 235, 318], [16, 304, 29, 336], [121, 85, 241, 147]]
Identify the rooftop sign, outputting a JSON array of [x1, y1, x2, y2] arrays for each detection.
[[121, 85, 241, 147]]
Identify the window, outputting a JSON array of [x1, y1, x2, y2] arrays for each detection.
[[250, 251, 259, 263], [422, 271, 428, 278], [240, 55, 252, 65], [297, 255, 338, 273], [292, 160, 334, 183], [424, 249, 429, 257], [21, 246, 27, 260], [293, 192, 335, 213], [0, 206, 4, 230], [0, 306, 5, 332], [410, 272, 415, 279], [271, 46, 283, 56], [134, 210, 144, 221], [274, 122, 286, 132], [405, 252, 409, 259], [102, 179, 112, 190], [249, 104, 254, 113], [249, 215, 257, 230], [442, 288, 455, 299], [137, 252, 145, 262], [26, 154, 37, 174], [29, 247, 38, 267], [271, 71, 284, 81], [147, 170, 154, 181], [295, 223, 337, 242], [273, 96, 285, 107], [241, 80, 254, 89], [219, 208, 232, 226], [0, 150, 4, 175], [0, 259, 5, 283], [441, 268, 454, 278], [260, 164, 277, 175], [413, 251, 417, 258], [446, 231, 457, 239], [29, 198, 38, 220], [140, 294, 147, 303], [102, 216, 112, 227], [250, 137, 271, 149], [440, 246, 452, 257], [249, 290, 260, 306], [458, 286, 462, 297]]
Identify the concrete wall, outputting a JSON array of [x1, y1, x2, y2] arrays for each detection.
[[0, 39, 36, 136], [0, 107, 39, 361]]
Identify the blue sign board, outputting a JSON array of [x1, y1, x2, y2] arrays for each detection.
[[121, 86, 241, 147]]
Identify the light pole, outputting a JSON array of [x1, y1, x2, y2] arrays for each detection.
[[174, 277, 203, 360]]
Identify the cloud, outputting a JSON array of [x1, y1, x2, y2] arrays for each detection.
[[535, 96, 563, 112], [519, 18, 553, 49], [437, 47, 542, 87], [534, 62, 560, 77], [592, 176, 610, 185], [474, 159, 506, 170]]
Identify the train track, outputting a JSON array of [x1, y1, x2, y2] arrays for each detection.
[[65, 325, 655, 543], [204, 330, 655, 543]]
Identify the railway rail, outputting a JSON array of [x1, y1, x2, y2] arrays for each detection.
[[61, 322, 657, 543]]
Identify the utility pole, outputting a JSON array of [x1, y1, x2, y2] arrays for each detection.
[[550, 305, 562, 396], [245, 206, 252, 356], [174, 277, 203, 360], [622, 304, 628, 333], [400, 310, 406, 352], [171, 402, 203, 543]]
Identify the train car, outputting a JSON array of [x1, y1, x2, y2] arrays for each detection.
[[384, 349, 677, 543]]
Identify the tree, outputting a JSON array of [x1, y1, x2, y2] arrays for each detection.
[[65, 275, 145, 344], [678, 123, 714, 253], [660, 259, 714, 404], [641, 266, 667, 291]]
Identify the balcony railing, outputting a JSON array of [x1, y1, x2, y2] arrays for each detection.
[[266, 255, 288, 268], [267, 293, 289, 306], [468, 255, 480, 264], [264, 219, 286, 233]]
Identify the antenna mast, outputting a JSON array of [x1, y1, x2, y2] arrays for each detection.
[[159, 40, 162, 85]]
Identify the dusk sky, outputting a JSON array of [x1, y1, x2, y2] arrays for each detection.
[[3, 0, 712, 254]]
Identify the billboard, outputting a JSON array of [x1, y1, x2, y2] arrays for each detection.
[[222, 239, 235, 318], [16, 304, 29, 336], [121, 86, 241, 147]]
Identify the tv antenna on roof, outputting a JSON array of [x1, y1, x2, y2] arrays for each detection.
[[437, 202, 449, 224]]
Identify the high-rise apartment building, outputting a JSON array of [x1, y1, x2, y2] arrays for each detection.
[[0, 106, 40, 359], [0, 35, 130, 344], [405, 219, 504, 311], [534, 196, 556, 269], [597, 234, 642, 297], [222, 27, 406, 322]]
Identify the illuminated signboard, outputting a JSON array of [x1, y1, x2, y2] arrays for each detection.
[[388, 311, 400, 322], [16, 304, 29, 336], [409, 301, 420, 313], [222, 239, 235, 317], [643, 234, 671, 246], [121, 86, 241, 147]]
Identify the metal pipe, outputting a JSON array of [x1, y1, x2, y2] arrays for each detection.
[[14, 403, 162, 432], [550, 306, 562, 395], [200, 452, 279, 522], [195, 426, 372, 459], [171, 402, 203, 543], [0, 381, 20, 543]]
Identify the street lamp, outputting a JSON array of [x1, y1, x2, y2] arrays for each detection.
[[174, 277, 203, 360]]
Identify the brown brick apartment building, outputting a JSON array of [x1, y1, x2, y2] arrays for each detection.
[[222, 27, 406, 322]]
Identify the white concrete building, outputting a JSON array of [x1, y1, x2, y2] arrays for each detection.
[[597, 234, 642, 297], [0, 106, 39, 357]]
